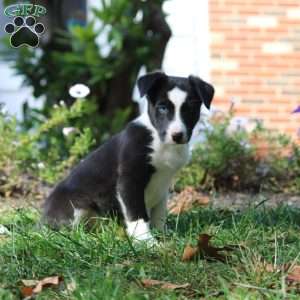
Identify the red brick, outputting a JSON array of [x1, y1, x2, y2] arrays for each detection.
[[257, 107, 279, 113], [209, 0, 300, 141]]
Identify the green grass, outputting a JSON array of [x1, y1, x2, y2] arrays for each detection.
[[1, 205, 300, 299]]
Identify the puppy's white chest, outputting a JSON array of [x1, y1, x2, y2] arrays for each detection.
[[151, 144, 189, 170], [145, 144, 189, 210]]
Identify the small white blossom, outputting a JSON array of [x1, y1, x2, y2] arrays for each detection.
[[40, 79, 47, 86], [37, 162, 45, 169], [0, 225, 10, 235], [0, 106, 7, 115], [59, 100, 65, 106], [69, 84, 90, 99], [63, 127, 77, 136], [134, 10, 143, 23], [53, 104, 59, 109]]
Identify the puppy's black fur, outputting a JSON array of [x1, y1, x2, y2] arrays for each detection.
[[43, 124, 154, 225], [43, 71, 214, 241]]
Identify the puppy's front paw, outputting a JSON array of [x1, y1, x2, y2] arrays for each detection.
[[126, 219, 158, 247], [134, 233, 159, 248]]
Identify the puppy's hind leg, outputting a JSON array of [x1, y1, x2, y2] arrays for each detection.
[[72, 207, 93, 227], [42, 189, 76, 228]]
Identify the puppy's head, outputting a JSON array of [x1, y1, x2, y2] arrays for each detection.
[[137, 71, 214, 144]]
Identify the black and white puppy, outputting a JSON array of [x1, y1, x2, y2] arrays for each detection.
[[43, 71, 214, 243]]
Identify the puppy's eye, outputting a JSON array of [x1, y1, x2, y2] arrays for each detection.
[[158, 105, 168, 114]]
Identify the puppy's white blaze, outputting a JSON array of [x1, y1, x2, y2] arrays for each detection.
[[168, 87, 187, 108], [166, 87, 188, 143], [126, 219, 154, 242]]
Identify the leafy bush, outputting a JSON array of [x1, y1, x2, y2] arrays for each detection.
[[0, 98, 97, 194], [176, 113, 258, 192], [1, 103, 299, 198], [175, 112, 300, 193], [249, 124, 300, 193]]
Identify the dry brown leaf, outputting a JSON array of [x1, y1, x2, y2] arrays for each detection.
[[265, 263, 276, 273], [161, 282, 190, 290], [169, 187, 210, 215], [20, 286, 34, 298], [182, 245, 199, 261], [141, 279, 190, 290], [287, 265, 300, 283], [182, 234, 235, 262], [21, 280, 39, 287], [253, 259, 279, 275], [20, 276, 63, 298], [32, 276, 61, 293]]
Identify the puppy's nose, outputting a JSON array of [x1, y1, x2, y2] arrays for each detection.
[[172, 132, 184, 143]]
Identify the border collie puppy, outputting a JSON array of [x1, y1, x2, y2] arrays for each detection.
[[43, 71, 214, 244]]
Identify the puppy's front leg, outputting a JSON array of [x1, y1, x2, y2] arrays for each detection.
[[117, 177, 155, 244], [150, 194, 168, 231]]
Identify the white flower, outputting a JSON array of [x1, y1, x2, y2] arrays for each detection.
[[69, 84, 90, 99], [63, 127, 77, 136], [59, 100, 65, 106], [0, 225, 10, 235], [40, 79, 47, 86], [134, 10, 143, 23], [0, 105, 7, 115], [37, 162, 45, 169]]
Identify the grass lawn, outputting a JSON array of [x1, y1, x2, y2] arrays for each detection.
[[1, 204, 300, 299]]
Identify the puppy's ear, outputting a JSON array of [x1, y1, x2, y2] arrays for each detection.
[[188, 75, 215, 109], [137, 71, 167, 98]]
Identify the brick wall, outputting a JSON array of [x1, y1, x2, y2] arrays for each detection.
[[209, 0, 300, 141]]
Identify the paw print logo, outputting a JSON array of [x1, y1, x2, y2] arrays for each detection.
[[4, 16, 45, 48]]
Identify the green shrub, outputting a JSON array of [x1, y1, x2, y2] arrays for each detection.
[[175, 113, 300, 193], [0, 98, 97, 189], [175, 114, 258, 192], [1, 103, 299, 196]]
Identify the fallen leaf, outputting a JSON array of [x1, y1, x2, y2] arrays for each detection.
[[20, 276, 63, 298], [169, 187, 210, 215], [199, 234, 228, 262], [182, 245, 199, 261], [20, 286, 34, 298], [182, 234, 234, 262], [32, 276, 61, 293], [141, 279, 190, 290], [287, 265, 300, 283], [21, 280, 39, 287], [265, 263, 276, 273]]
